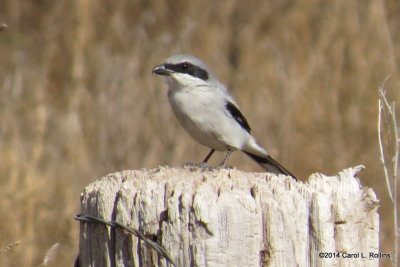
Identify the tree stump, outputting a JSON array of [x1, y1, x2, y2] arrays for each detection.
[[78, 165, 379, 267]]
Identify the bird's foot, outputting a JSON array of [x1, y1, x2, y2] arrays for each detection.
[[182, 162, 208, 169], [201, 165, 233, 172], [183, 162, 232, 172], [213, 164, 233, 171], [182, 162, 233, 172]]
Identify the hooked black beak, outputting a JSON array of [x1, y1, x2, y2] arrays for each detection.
[[152, 64, 173, 76]]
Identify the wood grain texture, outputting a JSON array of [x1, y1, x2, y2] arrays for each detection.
[[78, 165, 379, 267]]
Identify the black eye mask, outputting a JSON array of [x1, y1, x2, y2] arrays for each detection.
[[165, 62, 209, 81]]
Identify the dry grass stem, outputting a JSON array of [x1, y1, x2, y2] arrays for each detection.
[[37, 243, 60, 266], [0, 241, 20, 255], [377, 80, 399, 266]]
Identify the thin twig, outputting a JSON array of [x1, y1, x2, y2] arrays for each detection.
[[377, 77, 399, 267], [75, 214, 180, 267], [378, 96, 393, 202], [390, 103, 399, 267], [390, 103, 398, 179]]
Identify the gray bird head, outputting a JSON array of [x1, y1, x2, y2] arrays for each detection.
[[152, 54, 216, 86]]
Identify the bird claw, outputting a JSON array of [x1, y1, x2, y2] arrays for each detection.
[[182, 162, 214, 172], [182, 162, 232, 172], [213, 164, 233, 171], [182, 162, 208, 169], [186, 163, 214, 172]]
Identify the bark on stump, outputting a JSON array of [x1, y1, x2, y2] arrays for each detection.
[[78, 165, 379, 267]]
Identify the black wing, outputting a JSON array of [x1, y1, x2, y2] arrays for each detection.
[[225, 101, 251, 133]]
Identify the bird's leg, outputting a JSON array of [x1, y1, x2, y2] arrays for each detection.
[[216, 149, 233, 169], [183, 149, 215, 169], [202, 149, 215, 163]]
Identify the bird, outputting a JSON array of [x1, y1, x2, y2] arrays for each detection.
[[152, 54, 297, 180]]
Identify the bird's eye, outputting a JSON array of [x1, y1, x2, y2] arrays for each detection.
[[181, 63, 189, 70]]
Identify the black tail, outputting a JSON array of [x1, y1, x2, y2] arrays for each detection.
[[244, 152, 298, 180]]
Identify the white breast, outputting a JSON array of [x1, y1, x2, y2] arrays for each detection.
[[167, 77, 255, 152]]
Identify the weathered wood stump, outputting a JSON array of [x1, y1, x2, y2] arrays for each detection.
[[78, 165, 379, 267]]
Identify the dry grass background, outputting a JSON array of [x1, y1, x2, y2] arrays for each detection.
[[0, 0, 399, 266]]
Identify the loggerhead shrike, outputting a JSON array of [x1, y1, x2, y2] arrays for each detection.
[[152, 54, 297, 180]]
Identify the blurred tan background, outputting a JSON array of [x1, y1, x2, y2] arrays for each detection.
[[1, 0, 399, 266]]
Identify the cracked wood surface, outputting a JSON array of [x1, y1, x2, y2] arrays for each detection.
[[78, 165, 379, 267]]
